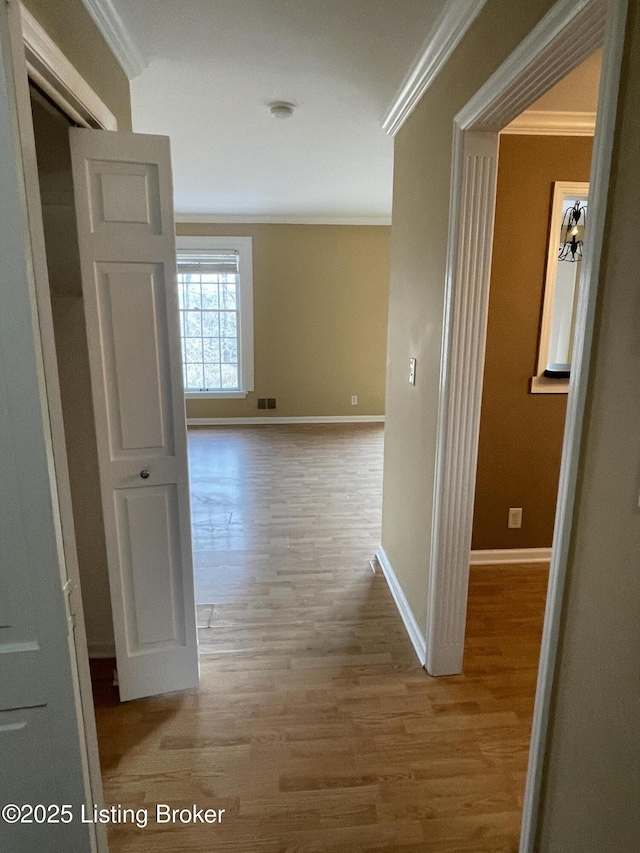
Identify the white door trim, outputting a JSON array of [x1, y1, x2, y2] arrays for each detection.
[[19, 2, 117, 130], [11, 7, 116, 850], [424, 0, 626, 850]]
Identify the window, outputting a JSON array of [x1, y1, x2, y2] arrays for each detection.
[[176, 236, 254, 398], [531, 182, 588, 394]]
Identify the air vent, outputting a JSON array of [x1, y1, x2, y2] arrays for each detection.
[[267, 398, 276, 409], [257, 398, 267, 410]]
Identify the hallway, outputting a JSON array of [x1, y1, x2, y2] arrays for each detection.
[[92, 425, 547, 852]]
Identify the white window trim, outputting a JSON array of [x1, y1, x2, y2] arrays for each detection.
[[176, 235, 254, 399]]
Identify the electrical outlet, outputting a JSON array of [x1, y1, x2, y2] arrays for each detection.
[[508, 507, 523, 529], [351, 395, 358, 405]]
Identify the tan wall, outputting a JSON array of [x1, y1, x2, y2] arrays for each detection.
[[50, 296, 114, 652], [537, 0, 640, 847], [472, 134, 593, 551], [530, 49, 601, 112], [32, 96, 113, 653], [22, 0, 131, 130], [177, 223, 390, 420], [381, 0, 557, 629]]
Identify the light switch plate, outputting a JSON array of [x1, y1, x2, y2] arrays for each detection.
[[409, 358, 416, 385], [508, 507, 523, 528]]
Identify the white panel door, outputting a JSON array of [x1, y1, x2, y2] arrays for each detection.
[[0, 4, 93, 850], [69, 129, 198, 701]]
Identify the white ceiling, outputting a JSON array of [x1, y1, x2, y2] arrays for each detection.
[[110, 0, 450, 221]]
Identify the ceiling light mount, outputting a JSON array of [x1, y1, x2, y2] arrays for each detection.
[[268, 101, 296, 119]]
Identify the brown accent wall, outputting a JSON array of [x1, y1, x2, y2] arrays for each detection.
[[22, 0, 131, 129], [472, 134, 593, 551], [176, 223, 390, 420]]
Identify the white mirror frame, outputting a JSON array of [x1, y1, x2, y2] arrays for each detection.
[[531, 180, 590, 394]]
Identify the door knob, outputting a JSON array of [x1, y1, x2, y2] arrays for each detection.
[[140, 469, 150, 479]]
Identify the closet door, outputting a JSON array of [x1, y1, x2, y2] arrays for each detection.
[[70, 129, 198, 701]]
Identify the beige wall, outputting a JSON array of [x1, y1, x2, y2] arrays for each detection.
[[530, 49, 601, 112], [32, 96, 113, 653], [177, 223, 390, 419], [381, 0, 558, 629], [22, 0, 131, 130], [472, 134, 593, 551], [537, 0, 640, 847], [50, 296, 114, 652]]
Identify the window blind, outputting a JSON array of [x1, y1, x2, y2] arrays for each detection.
[[176, 251, 239, 274]]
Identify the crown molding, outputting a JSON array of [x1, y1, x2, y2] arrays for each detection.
[[175, 213, 392, 226], [502, 109, 596, 136], [81, 0, 146, 79], [382, 0, 487, 136]]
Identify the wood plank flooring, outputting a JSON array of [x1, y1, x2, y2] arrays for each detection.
[[91, 424, 548, 852]]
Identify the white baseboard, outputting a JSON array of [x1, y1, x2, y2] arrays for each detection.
[[87, 642, 116, 659], [187, 415, 385, 426], [470, 547, 552, 565], [375, 547, 426, 666]]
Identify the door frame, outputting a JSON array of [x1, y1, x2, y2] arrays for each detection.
[[424, 0, 627, 847], [19, 2, 117, 129], [10, 5, 118, 851]]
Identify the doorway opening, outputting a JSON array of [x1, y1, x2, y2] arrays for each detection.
[[424, 1, 625, 850], [28, 79, 111, 852], [462, 42, 602, 840], [30, 85, 115, 659], [472, 50, 601, 563]]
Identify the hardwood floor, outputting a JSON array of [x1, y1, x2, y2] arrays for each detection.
[[91, 425, 548, 852]]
